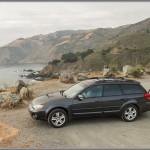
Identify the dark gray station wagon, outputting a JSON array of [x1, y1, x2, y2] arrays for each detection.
[[29, 78, 150, 128]]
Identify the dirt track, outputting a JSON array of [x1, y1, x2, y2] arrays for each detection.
[[1, 108, 150, 148], [1, 77, 150, 148]]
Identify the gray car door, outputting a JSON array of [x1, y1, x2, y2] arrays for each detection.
[[102, 84, 125, 113], [72, 85, 103, 116]]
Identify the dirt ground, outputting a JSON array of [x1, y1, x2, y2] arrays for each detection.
[[1, 76, 150, 148]]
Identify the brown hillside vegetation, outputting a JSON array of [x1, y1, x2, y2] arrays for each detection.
[[0, 18, 150, 64]]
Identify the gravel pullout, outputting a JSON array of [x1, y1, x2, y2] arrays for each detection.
[[0, 77, 150, 148]]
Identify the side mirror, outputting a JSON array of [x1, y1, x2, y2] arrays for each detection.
[[148, 90, 150, 94], [78, 94, 84, 101]]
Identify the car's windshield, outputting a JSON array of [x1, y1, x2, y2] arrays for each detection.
[[63, 83, 84, 98]]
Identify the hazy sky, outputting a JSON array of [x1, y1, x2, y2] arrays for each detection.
[[0, 2, 150, 46]]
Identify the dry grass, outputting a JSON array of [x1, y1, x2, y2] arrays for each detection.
[[29, 79, 73, 98], [59, 79, 76, 84], [86, 71, 123, 78], [0, 102, 16, 109], [0, 123, 19, 147], [86, 71, 103, 77], [0, 89, 5, 92], [59, 76, 76, 84], [0, 100, 28, 110], [0, 87, 17, 93]]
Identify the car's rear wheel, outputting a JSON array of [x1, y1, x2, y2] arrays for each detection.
[[48, 109, 68, 128], [121, 105, 138, 122]]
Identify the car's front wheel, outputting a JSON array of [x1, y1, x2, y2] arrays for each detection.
[[121, 105, 138, 122], [48, 109, 68, 128]]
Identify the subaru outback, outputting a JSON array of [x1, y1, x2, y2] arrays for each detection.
[[29, 78, 150, 128]]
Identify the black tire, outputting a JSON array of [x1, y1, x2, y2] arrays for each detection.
[[121, 104, 138, 122], [48, 109, 68, 128]]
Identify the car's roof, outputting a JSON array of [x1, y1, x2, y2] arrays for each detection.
[[80, 78, 140, 87]]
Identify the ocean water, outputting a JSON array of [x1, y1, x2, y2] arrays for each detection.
[[0, 63, 47, 88]]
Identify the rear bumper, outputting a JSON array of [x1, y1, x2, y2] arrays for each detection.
[[142, 102, 150, 113], [28, 103, 47, 120]]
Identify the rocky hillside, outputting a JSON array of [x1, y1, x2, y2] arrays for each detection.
[[0, 18, 150, 64]]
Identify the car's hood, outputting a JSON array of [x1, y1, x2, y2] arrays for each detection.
[[32, 92, 65, 105]]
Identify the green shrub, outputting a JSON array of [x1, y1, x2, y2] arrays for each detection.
[[130, 65, 143, 78], [81, 49, 94, 60], [109, 64, 118, 73], [61, 52, 78, 63], [52, 59, 60, 65]]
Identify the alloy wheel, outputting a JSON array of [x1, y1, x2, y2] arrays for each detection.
[[51, 112, 66, 127], [48, 109, 68, 128], [124, 107, 137, 121], [121, 104, 138, 122]]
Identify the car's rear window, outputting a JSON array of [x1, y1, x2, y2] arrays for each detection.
[[121, 84, 145, 94]]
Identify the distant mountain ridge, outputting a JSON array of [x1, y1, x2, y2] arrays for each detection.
[[0, 18, 150, 64]]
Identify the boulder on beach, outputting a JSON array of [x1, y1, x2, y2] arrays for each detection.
[[103, 65, 115, 78], [145, 63, 150, 74], [0, 92, 21, 108], [123, 65, 133, 77], [19, 87, 29, 100], [77, 73, 88, 81], [59, 73, 75, 84], [14, 80, 26, 94]]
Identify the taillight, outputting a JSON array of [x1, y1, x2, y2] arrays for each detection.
[[144, 92, 150, 100]]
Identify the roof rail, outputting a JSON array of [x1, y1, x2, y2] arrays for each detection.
[[88, 77, 99, 79], [98, 79, 138, 83], [88, 76, 139, 83], [88, 76, 125, 80]]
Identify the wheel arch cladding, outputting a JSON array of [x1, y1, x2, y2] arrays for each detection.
[[121, 103, 140, 114], [46, 107, 68, 119]]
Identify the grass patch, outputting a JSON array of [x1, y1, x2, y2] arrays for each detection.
[[130, 65, 143, 78]]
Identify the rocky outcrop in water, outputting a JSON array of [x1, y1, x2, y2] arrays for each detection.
[[24, 65, 53, 81], [23, 69, 34, 72]]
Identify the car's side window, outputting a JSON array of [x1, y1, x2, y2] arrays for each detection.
[[103, 84, 122, 96], [81, 85, 103, 98], [121, 84, 145, 94]]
